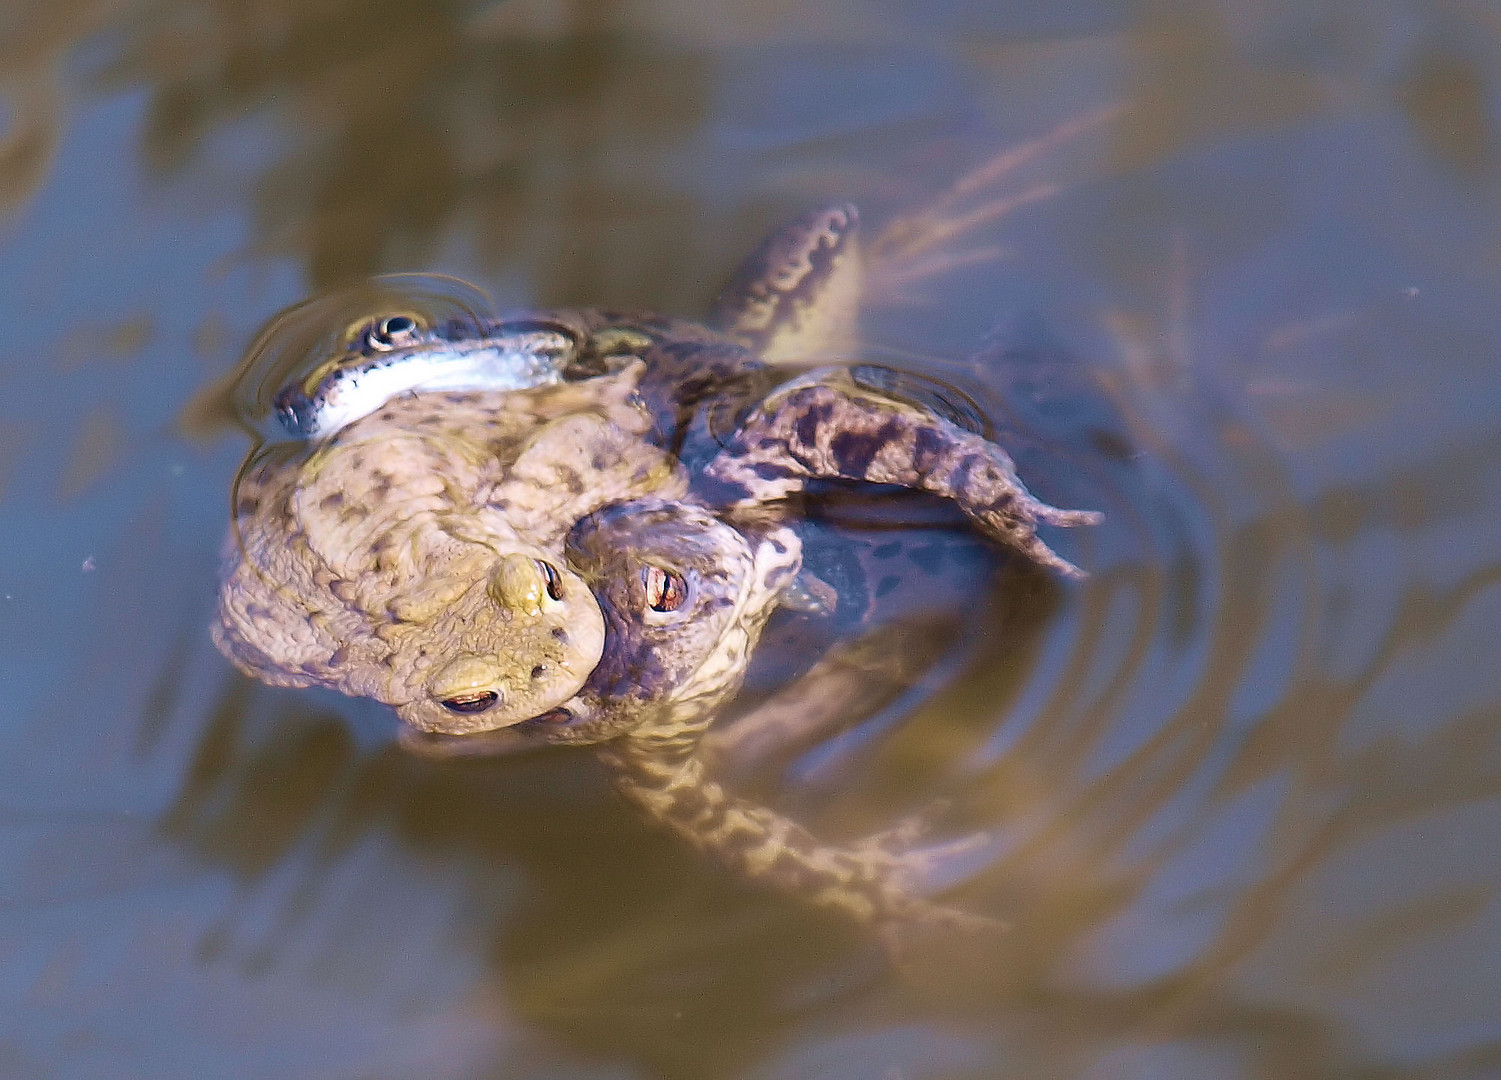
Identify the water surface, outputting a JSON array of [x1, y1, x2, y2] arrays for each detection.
[[3, 1, 1500, 1077]]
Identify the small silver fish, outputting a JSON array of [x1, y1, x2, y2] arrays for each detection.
[[274, 315, 579, 439]]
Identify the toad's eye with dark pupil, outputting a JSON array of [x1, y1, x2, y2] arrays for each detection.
[[369, 314, 420, 349], [440, 689, 499, 714], [643, 566, 687, 612], [537, 560, 564, 601]]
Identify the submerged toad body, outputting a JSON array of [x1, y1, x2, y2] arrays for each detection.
[[217, 204, 1100, 928]]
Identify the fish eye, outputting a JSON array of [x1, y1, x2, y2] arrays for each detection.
[[643, 566, 688, 613], [536, 560, 564, 601], [357, 313, 424, 352], [439, 689, 500, 714]]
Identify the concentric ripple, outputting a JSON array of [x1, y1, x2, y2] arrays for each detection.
[[715, 302, 1335, 962], [225, 273, 496, 442]]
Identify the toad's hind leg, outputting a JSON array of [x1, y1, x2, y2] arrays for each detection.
[[702, 368, 1101, 577], [601, 740, 995, 932], [710, 203, 863, 366]]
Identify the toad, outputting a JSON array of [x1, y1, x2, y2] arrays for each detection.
[[215, 203, 1098, 929]]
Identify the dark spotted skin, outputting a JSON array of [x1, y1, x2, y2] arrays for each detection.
[[600, 744, 992, 930], [710, 203, 863, 364], [700, 367, 1100, 578], [578, 314, 1094, 582]]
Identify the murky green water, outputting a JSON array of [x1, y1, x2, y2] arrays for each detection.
[[4, 1, 1501, 1077]]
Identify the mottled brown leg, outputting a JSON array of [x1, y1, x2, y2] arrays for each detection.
[[600, 739, 997, 932], [702, 370, 1101, 577], [710, 203, 864, 365]]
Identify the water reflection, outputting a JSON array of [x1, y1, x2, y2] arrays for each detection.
[[0, 2, 84, 214], [97, 0, 712, 298], [3, 0, 1501, 1077]]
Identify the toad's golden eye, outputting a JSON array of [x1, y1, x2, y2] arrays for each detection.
[[371, 314, 422, 349], [537, 560, 564, 601], [348, 312, 425, 352], [440, 689, 499, 714], [643, 566, 688, 613]]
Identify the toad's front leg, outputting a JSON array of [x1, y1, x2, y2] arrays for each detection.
[[600, 740, 994, 932], [700, 368, 1101, 577]]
